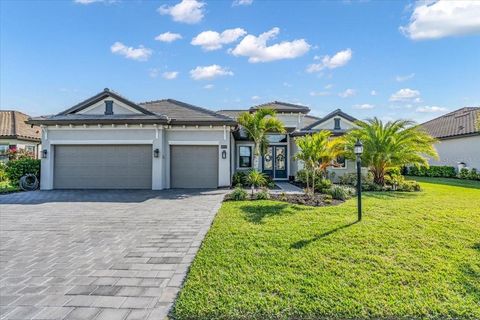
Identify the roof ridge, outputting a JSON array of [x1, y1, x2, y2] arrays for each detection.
[[420, 106, 480, 126]]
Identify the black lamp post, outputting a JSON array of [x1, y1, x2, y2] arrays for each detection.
[[354, 139, 364, 221]]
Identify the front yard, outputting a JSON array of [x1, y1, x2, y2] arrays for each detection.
[[174, 178, 480, 319]]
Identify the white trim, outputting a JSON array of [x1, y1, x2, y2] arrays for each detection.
[[167, 126, 228, 131], [76, 97, 143, 115], [168, 141, 219, 145], [47, 126, 157, 130], [49, 140, 154, 145]]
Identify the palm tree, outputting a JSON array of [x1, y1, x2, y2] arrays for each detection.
[[237, 108, 286, 170], [294, 134, 316, 193], [345, 118, 438, 185], [246, 170, 267, 196]]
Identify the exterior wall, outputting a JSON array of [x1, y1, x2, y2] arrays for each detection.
[[0, 138, 41, 160], [77, 98, 141, 115], [326, 160, 358, 182], [310, 117, 356, 131], [429, 135, 480, 170], [275, 113, 305, 129]]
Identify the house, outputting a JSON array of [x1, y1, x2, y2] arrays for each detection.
[[0, 110, 42, 162], [421, 107, 480, 171], [27, 89, 358, 190]]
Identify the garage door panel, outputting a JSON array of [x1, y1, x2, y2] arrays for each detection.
[[170, 145, 218, 188], [54, 145, 152, 189]]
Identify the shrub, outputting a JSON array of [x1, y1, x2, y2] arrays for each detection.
[[469, 168, 480, 181], [408, 165, 456, 178], [398, 180, 421, 192], [246, 170, 267, 189], [338, 172, 374, 188], [229, 187, 248, 201], [328, 185, 355, 200], [314, 178, 332, 193], [255, 188, 270, 200], [458, 168, 470, 179], [0, 163, 7, 182], [5, 158, 40, 184], [296, 169, 323, 186], [232, 171, 247, 187]]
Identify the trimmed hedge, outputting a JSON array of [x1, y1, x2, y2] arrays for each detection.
[[5, 158, 41, 184], [408, 165, 456, 178]]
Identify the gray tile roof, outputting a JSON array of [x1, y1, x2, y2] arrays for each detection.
[[0, 110, 41, 141], [250, 101, 310, 113], [216, 109, 248, 120], [140, 99, 235, 125], [420, 107, 480, 139], [302, 114, 321, 128], [27, 114, 168, 125]]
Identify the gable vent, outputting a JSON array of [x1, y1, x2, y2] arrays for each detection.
[[105, 100, 113, 115]]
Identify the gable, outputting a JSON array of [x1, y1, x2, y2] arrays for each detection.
[[310, 116, 357, 131], [76, 97, 142, 115]]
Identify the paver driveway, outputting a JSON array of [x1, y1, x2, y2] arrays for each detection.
[[0, 189, 226, 320]]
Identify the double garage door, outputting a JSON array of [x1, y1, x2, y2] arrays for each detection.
[[53, 145, 219, 189]]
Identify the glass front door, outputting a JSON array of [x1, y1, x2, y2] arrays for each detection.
[[263, 145, 287, 179]]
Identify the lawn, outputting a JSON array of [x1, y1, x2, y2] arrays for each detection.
[[174, 178, 480, 319]]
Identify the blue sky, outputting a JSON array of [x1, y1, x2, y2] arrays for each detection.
[[1, 0, 479, 123]]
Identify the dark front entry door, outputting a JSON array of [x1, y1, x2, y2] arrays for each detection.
[[263, 145, 287, 179]]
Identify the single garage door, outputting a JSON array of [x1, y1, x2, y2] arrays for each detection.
[[170, 145, 218, 188], [54, 145, 152, 189]]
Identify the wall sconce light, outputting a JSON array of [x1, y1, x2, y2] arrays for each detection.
[[153, 148, 160, 158], [41, 149, 48, 159], [222, 150, 227, 159]]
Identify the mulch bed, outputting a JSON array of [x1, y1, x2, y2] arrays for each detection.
[[269, 193, 344, 207]]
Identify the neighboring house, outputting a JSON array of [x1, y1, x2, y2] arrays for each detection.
[[28, 89, 358, 190], [421, 107, 480, 171], [0, 110, 41, 162]]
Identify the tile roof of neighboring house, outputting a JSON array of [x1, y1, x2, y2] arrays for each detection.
[[216, 109, 247, 120], [0, 110, 41, 142], [140, 99, 236, 125], [420, 107, 480, 139], [250, 101, 310, 113], [302, 114, 321, 128], [303, 109, 357, 130]]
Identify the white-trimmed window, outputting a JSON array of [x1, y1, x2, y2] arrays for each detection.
[[238, 146, 252, 168], [335, 155, 347, 168]]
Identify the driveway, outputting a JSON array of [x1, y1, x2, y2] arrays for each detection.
[[0, 189, 226, 320]]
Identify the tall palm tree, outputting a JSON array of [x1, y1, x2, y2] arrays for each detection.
[[237, 108, 286, 170], [345, 118, 438, 185]]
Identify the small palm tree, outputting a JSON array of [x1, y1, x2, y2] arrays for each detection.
[[246, 170, 267, 195], [345, 118, 438, 185], [294, 134, 316, 193], [237, 108, 286, 169]]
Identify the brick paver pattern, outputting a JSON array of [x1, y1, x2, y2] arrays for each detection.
[[0, 189, 226, 320]]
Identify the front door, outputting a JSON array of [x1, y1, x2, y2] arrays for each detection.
[[263, 145, 287, 179]]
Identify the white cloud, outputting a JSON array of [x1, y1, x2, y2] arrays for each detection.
[[74, 0, 115, 4], [232, 0, 253, 6], [149, 68, 160, 78], [251, 95, 261, 100], [416, 106, 448, 113], [307, 48, 352, 73], [324, 84, 333, 89], [353, 103, 375, 110], [110, 42, 152, 61], [338, 88, 356, 98], [155, 32, 183, 42], [191, 28, 247, 51], [389, 88, 421, 102], [310, 91, 331, 97], [401, 0, 480, 40], [370, 90, 377, 96], [158, 0, 205, 24], [190, 65, 233, 80], [395, 73, 415, 82], [162, 71, 179, 80], [203, 84, 215, 89], [230, 27, 310, 63]]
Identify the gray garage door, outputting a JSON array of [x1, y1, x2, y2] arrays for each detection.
[[54, 145, 152, 189], [170, 145, 218, 188]]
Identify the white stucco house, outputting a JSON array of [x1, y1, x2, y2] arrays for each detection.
[[421, 107, 480, 171], [28, 88, 359, 190]]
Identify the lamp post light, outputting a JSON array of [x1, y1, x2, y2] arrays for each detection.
[[354, 139, 364, 221]]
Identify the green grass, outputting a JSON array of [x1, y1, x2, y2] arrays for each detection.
[[174, 178, 480, 319]]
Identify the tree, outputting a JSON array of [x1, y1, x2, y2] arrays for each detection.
[[345, 118, 438, 185], [237, 108, 286, 170], [246, 170, 267, 196]]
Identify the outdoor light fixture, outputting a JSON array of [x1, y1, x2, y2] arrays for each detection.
[[222, 150, 227, 159], [153, 148, 160, 158], [354, 139, 364, 221], [41, 149, 48, 159]]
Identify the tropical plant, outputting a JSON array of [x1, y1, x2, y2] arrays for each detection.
[[237, 108, 285, 169], [229, 186, 248, 201], [344, 118, 438, 185], [246, 170, 267, 195]]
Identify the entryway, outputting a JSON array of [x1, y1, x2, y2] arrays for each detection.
[[262, 145, 287, 179]]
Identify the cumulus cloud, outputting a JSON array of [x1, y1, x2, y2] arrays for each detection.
[[190, 65, 233, 80], [162, 71, 179, 80], [232, 0, 253, 6], [110, 42, 152, 61], [158, 0, 205, 24], [191, 28, 247, 51], [396, 73, 415, 82], [338, 88, 356, 98], [155, 32, 183, 42], [230, 27, 310, 63], [353, 103, 375, 110], [307, 48, 352, 73], [389, 88, 421, 102], [400, 0, 480, 40], [416, 106, 448, 113]]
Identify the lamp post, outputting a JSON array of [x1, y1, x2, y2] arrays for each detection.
[[354, 139, 364, 221]]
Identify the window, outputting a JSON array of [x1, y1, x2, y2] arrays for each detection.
[[334, 118, 341, 130], [0, 145, 8, 163], [266, 134, 287, 143], [238, 146, 252, 168], [105, 100, 114, 115], [335, 155, 346, 168]]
